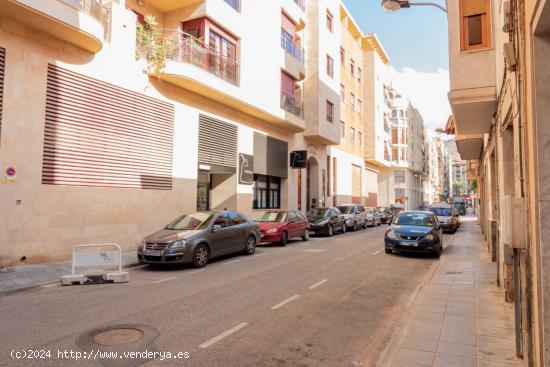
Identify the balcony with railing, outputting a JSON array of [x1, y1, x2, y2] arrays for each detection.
[[280, 91, 304, 119], [281, 30, 304, 64], [0, 0, 107, 52]]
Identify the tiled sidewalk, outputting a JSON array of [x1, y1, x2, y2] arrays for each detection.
[[381, 216, 523, 367]]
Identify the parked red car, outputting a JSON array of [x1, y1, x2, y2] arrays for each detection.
[[258, 210, 310, 246]]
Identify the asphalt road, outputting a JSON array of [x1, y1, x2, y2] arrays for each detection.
[[0, 224, 451, 367]]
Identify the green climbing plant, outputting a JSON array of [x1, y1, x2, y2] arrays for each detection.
[[136, 15, 168, 73]]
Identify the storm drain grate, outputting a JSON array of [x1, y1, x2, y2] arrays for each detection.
[[92, 328, 144, 346]]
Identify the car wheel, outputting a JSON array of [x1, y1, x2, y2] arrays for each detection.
[[302, 230, 310, 241], [385, 248, 392, 254], [244, 235, 256, 255], [363, 221, 368, 229], [193, 244, 210, 268], [327, 225, 333, 237], [433, 245, 442, 258], [280, 231, 288, 247], [353, 221, 357, 231], [341, 224, 347, 233]]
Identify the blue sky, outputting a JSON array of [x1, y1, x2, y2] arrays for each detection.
[[342, 0, 449, 73]]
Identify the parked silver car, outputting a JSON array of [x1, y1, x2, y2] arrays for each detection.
[[138, 211, 260, 267], [365, 207, 382, 227], [337, 204, 367, 231]]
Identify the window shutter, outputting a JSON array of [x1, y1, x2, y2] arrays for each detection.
[[42, 64, 174, 190], [462, 0, 487, 16], [0, 47, 4, 143], [198, 114, 238, 169], [253, 132, 288, 178]]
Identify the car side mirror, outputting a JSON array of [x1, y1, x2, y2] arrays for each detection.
[[212, 224, 222, 232]]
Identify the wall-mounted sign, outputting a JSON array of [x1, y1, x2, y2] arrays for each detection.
[[4, 165, 16, 183], [239, 153, 254, 185], [290, 150, 307, 169]]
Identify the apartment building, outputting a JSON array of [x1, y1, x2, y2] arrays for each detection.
[[423, 135, 440, 205], [377, 87, 426, 210], [0, 0, 346, 264], [447, 0, 550, 363], [432, 135, 449, 201]]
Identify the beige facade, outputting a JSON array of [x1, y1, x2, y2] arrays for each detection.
[[0, 0, 347, 265], [447, 0, 550, 364]]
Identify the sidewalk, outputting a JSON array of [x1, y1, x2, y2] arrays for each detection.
[[0, 251, 140, 293], [379, 216, 523, 367]]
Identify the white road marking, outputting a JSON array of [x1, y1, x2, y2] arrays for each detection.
[[198, 322, 249, 349], [301, 249, 328, 253], [309, 279, 328, 290], [271, 294, 301, 310], [254, 253, 269, 257], [372, 250, 381, 255], [152, 276, 176, 284], [188, 269, 205, 275], [224, 259, 241, 265]]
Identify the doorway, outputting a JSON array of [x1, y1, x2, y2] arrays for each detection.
[[307, 157, 319, 211], [197, 171, 211, 211]]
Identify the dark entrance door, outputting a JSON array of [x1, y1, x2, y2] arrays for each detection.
[[197, 171, 211, 211]]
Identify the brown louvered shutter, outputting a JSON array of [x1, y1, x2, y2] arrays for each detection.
[[352, 164, 361, 204], [253, 132, 288, 178], [42, 64, 174, 189], [198, 114, 237, 169], [0, 47, 5, 142]]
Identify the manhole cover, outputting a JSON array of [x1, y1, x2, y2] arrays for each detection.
[[92, 328, 144, 346]]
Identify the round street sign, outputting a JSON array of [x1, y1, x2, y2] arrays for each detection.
[[4, 165, 17, 182]]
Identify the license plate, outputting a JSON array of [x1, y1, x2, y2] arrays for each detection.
[[145, 249, 162, 256], [309, 231, 315, 235], [260, 234, 265, 238], [400, 241, 418, 247]]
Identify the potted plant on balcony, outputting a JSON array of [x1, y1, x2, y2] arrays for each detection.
[[136, 15, 168, 73]]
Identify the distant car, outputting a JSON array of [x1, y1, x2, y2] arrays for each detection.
[[306, 207, 346, 237], [138, 211, 260, 268], [258, 210, 310, 246], [377, 206, 394, 224], [337, 204, 367, 231], [384, 211, 444, 258], [365, 207, 381, 227], [429, 204, 460, 233]]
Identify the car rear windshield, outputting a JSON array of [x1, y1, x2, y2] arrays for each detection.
[[165, 213, 214, 230], [258, 212, 287, 223], [395, 213, 434, 227], [307, 208, 329, 217], [337, 206, 353, 214], [430, 208, 451, 216]]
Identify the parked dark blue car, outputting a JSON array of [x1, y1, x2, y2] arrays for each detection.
[[384, 211, 444, 258]]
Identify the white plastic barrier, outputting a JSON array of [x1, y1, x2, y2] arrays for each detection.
[[61, 243, 129, 285]]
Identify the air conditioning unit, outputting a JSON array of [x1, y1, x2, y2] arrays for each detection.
[[502, 1, 512, 33]]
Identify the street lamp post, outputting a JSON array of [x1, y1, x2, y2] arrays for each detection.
[[381, 0, 447, 13]]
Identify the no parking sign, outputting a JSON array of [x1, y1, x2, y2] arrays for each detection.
[[4, 165, 16, 182]]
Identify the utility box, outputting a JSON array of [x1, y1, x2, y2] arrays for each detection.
[[511, 197, 527, 249]]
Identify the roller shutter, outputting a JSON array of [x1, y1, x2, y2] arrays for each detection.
[[42, 64, 174, 189], [198, 114, 237, 170], [0, 47, 4, 142], [253, 132, 288, 178], [352, 164, 361, 204]]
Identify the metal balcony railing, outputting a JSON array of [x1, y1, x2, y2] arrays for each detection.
[[223, 0, 240, 11], [281, 91, 304, 118], [281, 30, 304, 64], [292, 0, 305, 11], [59, 0, 102, 22], [146, 30, 239, 86]]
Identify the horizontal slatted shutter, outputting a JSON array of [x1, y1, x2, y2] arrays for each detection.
[[462, 0, 487, 16], [253, 132, 288, 178], [0, 47, 5, 143], [352, 164, 361, 204], [42, 64, 174, 190], [198, 114, 237, 169]]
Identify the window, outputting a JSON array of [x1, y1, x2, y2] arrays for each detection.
[[358, 67, 362, 83], [395, 170, 405, 183], [460, 0, 491, 51], [253, 175, 281, 209], [350, 127, 356, 144], [357, 99, 362, 115], [358, 131, 363, 147], [326, 9, 333, 32], [391, 110, 398, 118], [350, 93, 355, 111], [327, 55, 334, 78], [399, 110, 404, 118], [340, 83, 345, 102], [350, 59, 355, 76], [395, 189, 404, 197], [326, 100, 334, 122], [340, 121, 345, 138], [340, 47, 345, 64]]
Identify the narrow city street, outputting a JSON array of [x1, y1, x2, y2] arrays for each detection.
[[0, 225, 446, 367]]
